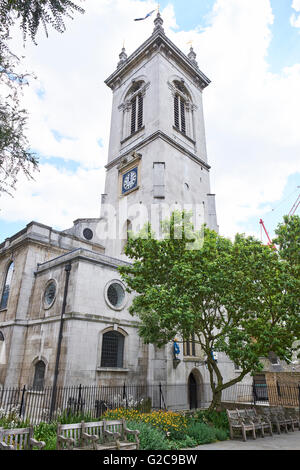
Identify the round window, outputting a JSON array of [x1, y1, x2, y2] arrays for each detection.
[[43, 281, 56, 308], [106, 282, 126, 309], [83, 228, 93, 240]]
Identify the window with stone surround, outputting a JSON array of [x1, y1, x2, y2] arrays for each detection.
[[174, 93, 186, 134], [43, 280, 57, 309], [0, 261, 14, 310], [121, 80, 148, 141], [105, 280, 126, 310], [33, 360, 46, 390], [183, 334, 196, 357], [130, 91, 143, 134], [101, 331, 125, 368], [172, 80, 194, 141]]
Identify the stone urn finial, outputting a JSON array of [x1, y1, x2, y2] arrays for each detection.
[[117, 46, 127, 68], [188, 46, 198, 68], [153, 11, 164, 33]]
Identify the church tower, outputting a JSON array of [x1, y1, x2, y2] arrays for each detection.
[[100, 12, 218, 259]]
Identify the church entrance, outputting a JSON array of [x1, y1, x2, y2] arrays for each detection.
[[188, 373, 198, 409]]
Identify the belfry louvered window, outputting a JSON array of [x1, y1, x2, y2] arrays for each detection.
[[173, 80, 191, 135], [130, 93, 143, 134], [174, 94, 186, 134], [101, 331, 124, 368]]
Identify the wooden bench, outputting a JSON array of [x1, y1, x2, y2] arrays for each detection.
[[273, 406, 296, 432], [284, 408, 300, 431], [56, 419, 139, 450], [259, 407, 290, 434], [57, 422, 83, 450], [226, 409, 256, 441], [0, 426, 46, 450], [242, 408, 273, 437]]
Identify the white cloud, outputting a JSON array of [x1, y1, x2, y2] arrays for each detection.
[[1, 0, 300, 240], [290, 13, 300, 28], [291, 0, 300, 27], [292, 0, 300, 11], [167, 0, 300, 238], [0, 164, 105, 229]]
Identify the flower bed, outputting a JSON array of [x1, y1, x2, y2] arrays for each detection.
[[102, 408, 229, 449], [103, 408, 188, 435], [0, 406, 229, 450]]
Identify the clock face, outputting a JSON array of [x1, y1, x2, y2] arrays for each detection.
[[122, 167, 138, 194]]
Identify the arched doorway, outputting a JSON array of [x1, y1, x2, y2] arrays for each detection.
[[188, 373, 198, 409]]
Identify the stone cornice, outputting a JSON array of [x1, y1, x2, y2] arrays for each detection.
[[35, 247, 131, 275], [0, 312, 140, 328], [105, 29, 210, 91], [0, 231, 67, 259], [0, 222, 105, 258], [105, 130, 211, 172]]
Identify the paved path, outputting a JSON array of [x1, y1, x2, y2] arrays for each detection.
[[189, 431, 300, 450]]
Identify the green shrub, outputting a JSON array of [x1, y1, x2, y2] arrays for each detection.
[[0, 408, 30, 429], [126, 420, 171, 450], [167, 426, 187, 441], [185, 422, 217, 445], [136, 397, 152, 413], [193, 409, 229, 430], [213, 427, 229, 441], [33, 422, 57, 450], [57, 410, 94, 424], [168, 435, 198, 450]]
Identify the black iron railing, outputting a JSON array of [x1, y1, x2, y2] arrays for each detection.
[[0, 382, 299, 425]]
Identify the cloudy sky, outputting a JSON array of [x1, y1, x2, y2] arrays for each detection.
[[0, 0, 299, 243]]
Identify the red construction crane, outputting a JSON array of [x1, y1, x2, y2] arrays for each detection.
[[259, 219, 273, 246], [288, 192, 300, 216], [259, 188, 299, 249]]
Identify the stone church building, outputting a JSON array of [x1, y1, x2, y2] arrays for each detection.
[[1, 13, 290, 409]]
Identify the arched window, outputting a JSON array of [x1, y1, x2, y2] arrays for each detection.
[[101, 331, 125, 368], [130, 92, 143, 134], [0, 331, 4, 342], [0, 262, 14, 310], [122, 81, 146, 140], [33, 360, 46, 390], [173, 80, 192, 136], [174, 94, 186, 133]]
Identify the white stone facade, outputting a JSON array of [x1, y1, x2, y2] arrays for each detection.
[[0, 14, 257, 410]]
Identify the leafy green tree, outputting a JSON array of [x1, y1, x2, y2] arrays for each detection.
[[0, 1, 84, 195], [273, 214, 300, 278], [119, 212, 299, 410], [0, 30, 38, 195], [0, 0, 85, 42], [273, 214, 300, 361]]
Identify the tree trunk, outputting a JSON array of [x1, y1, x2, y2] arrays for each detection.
[[208, 388, 222, 411]]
